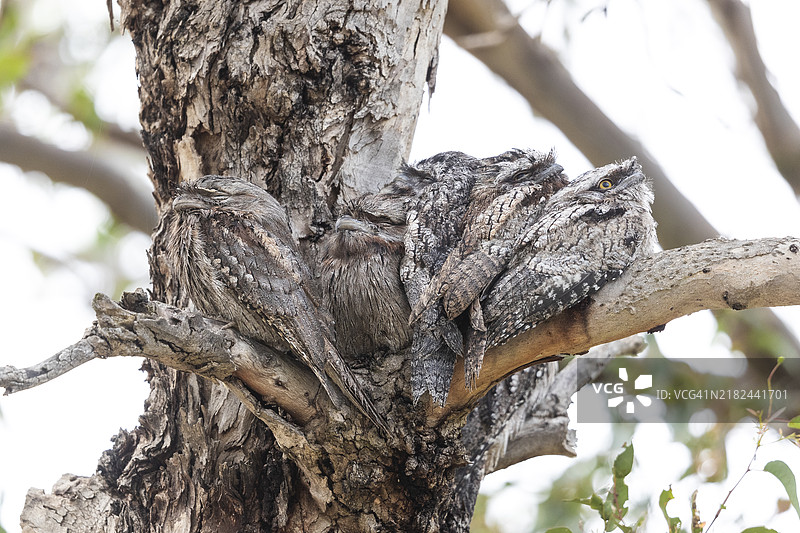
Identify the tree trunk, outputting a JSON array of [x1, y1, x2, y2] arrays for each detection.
[[122, 0, 454, 530]]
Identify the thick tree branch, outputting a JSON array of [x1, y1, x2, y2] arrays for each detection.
[[0, 123, 157, 233], [437, 237, 800, 421], [708, 0, 800, 193]]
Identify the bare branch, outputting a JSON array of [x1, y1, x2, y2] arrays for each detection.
[[437, 237, 800, 420], [0, 339, 100, 395], [490, 336, 647, 472], [444, 0, 717, 250], [708, 0, 800, 193], [0, 290, 321, 424], [0, 123, 157, 233], [492, 416, 575, 469]]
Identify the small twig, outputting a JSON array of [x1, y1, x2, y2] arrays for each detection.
[[704, 357, 788, 532], [0, 337, 102, 395], [704, 424, 767, 533], [106, 0, 115, 31]]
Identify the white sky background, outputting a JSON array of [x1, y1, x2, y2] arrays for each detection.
[[1, 0, 799, 531]]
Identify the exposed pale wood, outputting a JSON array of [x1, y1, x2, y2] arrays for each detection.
[[439, 237, 800, 417]]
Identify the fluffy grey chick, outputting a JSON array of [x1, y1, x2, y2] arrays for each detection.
[[319, 191, 412, 357]]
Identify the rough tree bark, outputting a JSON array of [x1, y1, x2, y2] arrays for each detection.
[[114, 1, 468, 530], [6, 1, 800, 532]]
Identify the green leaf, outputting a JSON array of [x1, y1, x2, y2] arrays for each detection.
[[68, 86, 103, 132], [740, 527, 779, 533], [789, 415, 800, 430], [0, 48, 29, 86], [764, 460, 800, 520], [613, 482, 629, 514], [544, 528, 573, 533], [609, 443, 632, 524], [659, 488, 682, 533], [613, 443, 634, 478], [590, 492, 605, 513]]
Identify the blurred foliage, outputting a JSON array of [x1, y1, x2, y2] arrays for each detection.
[[66, 83, 102, 132], [532, 425, 638, 531], [0, 4, 30, 90], [470, 494, 504, 533], [0, 0, 126, 134], [1, 0, 148, 299], [543, 437, 798, 533], [568, 443, 643, 533]]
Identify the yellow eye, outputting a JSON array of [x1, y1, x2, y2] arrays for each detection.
[[598, 179, 613, 190]]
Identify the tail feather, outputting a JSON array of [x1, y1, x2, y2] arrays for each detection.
[[322, 340, 392, 437], [410, 305, 463, 406]]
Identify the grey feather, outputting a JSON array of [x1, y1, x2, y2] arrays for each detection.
[[409, 149, 568, 388], [319, 191, 412, 357], [483, 157, 657, 347], [399, 152, 484, 405]]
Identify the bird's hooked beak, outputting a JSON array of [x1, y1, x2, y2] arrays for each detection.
[[616, 157, 647, 190], [172, 194, 207, 212], [335, 215, 372, 234]]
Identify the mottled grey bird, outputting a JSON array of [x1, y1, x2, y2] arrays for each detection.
[[155, 175, 389, 434], [482, 157, 657, 347], [409, 149, 568, 389], [319, 191, 412, 357], [399, 151, 484, 405]]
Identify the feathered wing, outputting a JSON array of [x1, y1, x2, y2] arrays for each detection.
[[484, 258, 624, 348], [409, 151, 567, 388], [482, 157, 656, 350], [199, 213, 390, 435], [400, 153, 480, 405]]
